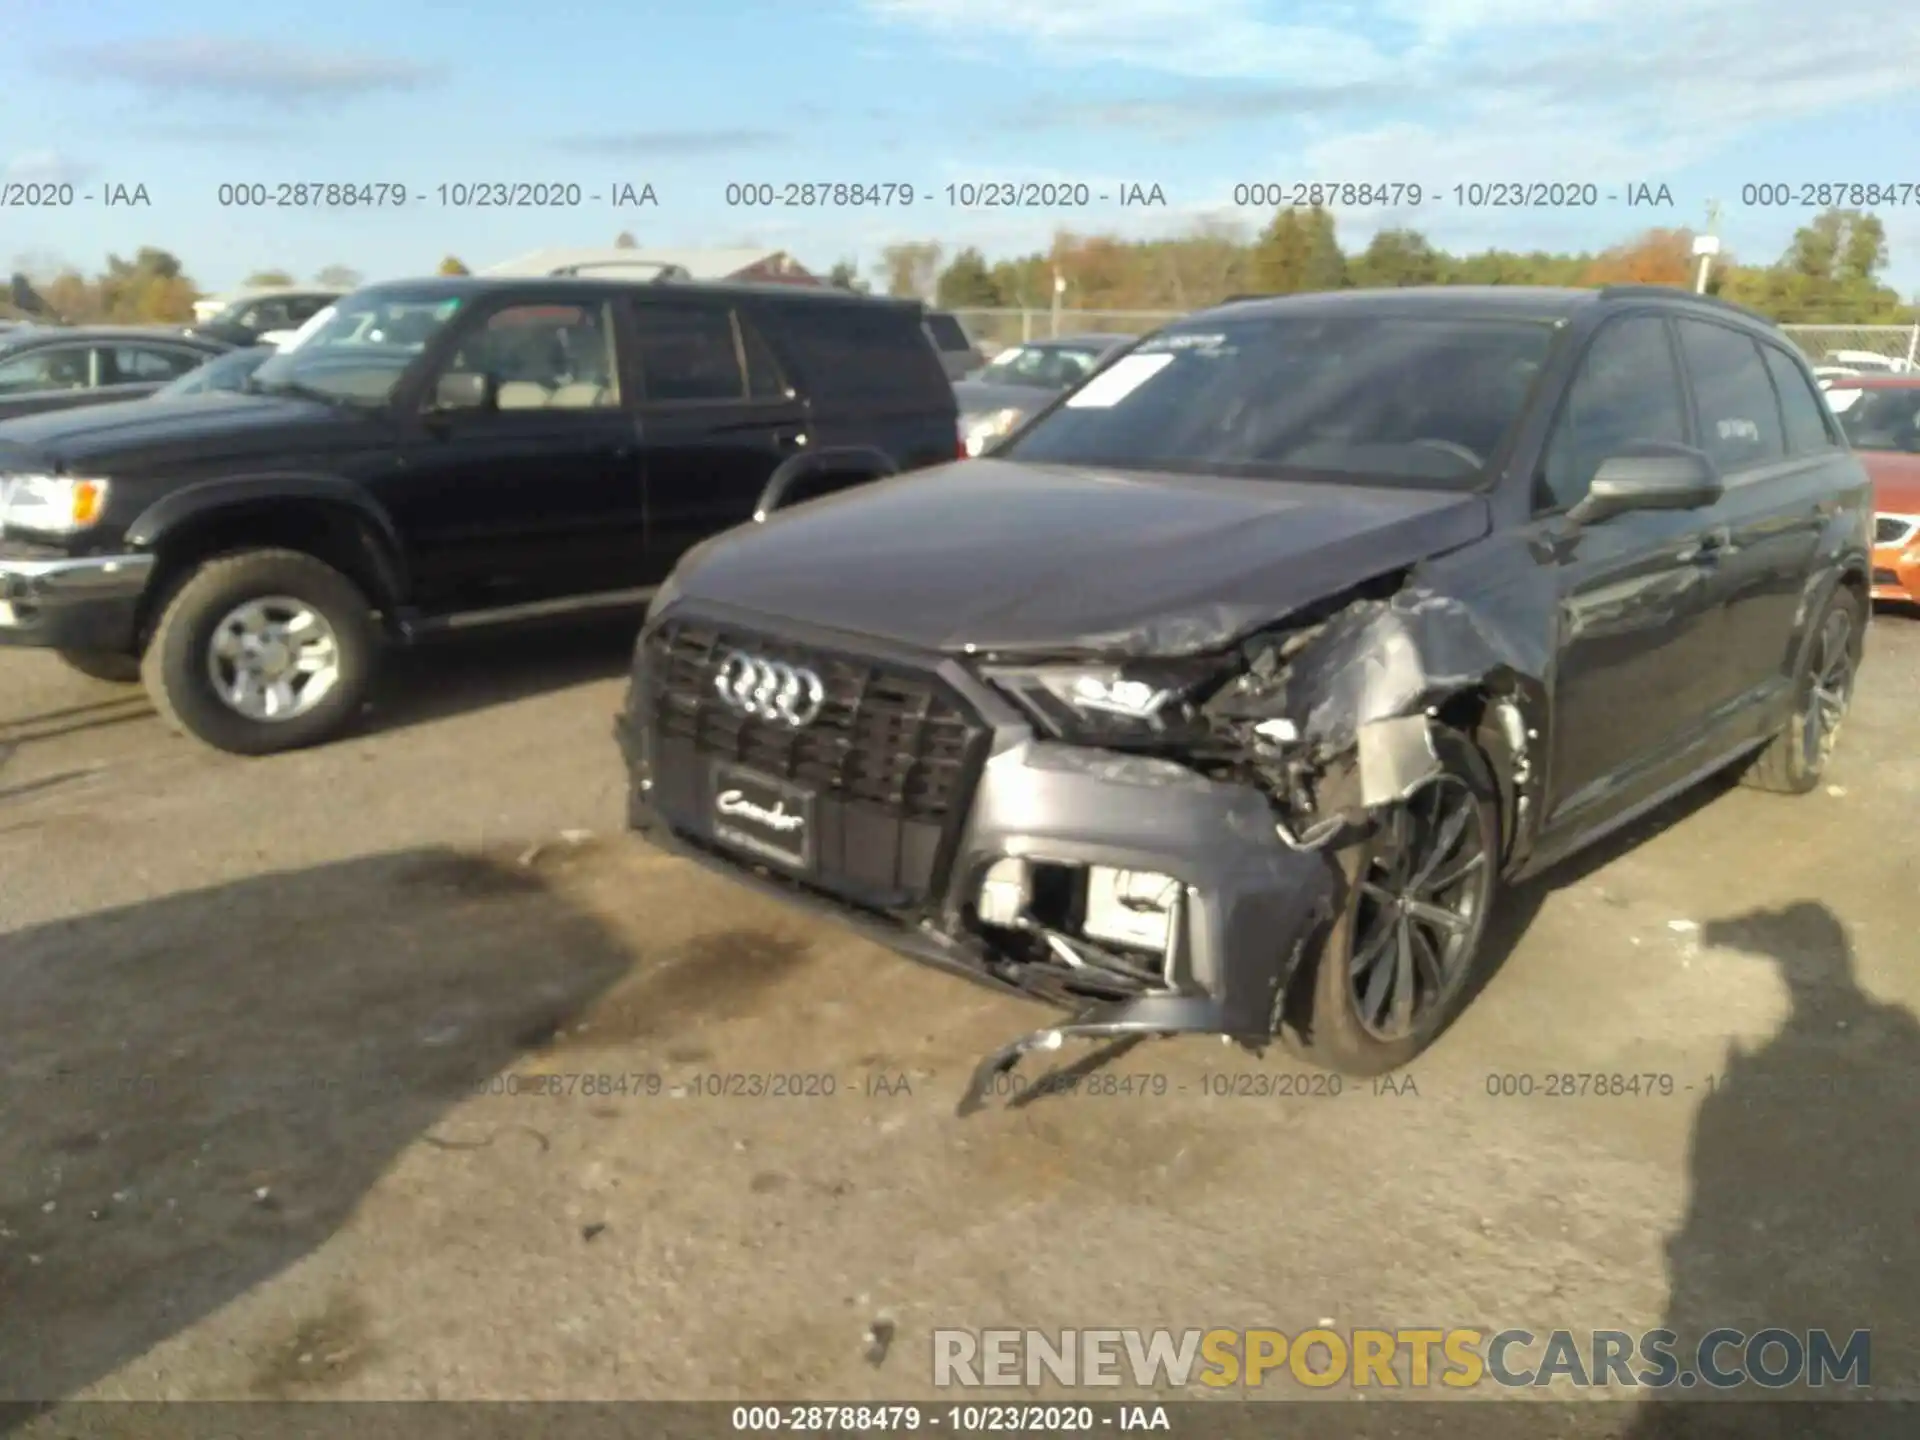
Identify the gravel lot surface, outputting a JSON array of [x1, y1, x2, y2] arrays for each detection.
[[2, 612, 1916, 1424]]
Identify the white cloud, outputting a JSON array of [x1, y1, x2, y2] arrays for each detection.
[[3, 151, 92, 185], [865, 0, 1388, 81]]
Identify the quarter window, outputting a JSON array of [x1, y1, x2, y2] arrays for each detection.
[[1675, 319, 1785, 473], [1538, 317, 1688, 512]]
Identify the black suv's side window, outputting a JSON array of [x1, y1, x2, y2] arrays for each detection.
[[1538, 316, 1687, 512], [1675, 319, 1785, 474], [441, 302, 621, 410], [1761, 344, 1837, 455], [629, 303, 745, 403], [0, 343, 93, 393]]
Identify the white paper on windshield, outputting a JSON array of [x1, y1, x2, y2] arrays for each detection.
[[1065, 351, 1175, 407], [1823, 387, 1863, 412]]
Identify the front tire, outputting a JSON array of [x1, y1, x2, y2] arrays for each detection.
[[141, 549, 377, 756], [1740, 585, 1863, 795], [1282, 729, 1502, 1076], [55, 649, 141, 684]]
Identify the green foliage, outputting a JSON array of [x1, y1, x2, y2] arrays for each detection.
[[936, 247, 1001, 307], [243, 269, 295, 287], [436, 256, 470, 276], [924, 205, 1913, 324]]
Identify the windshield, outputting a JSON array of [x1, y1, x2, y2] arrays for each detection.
[[977, 343, 1112, 390], [248, 290, 465, 405], [155, 346, 272, 398], [1001, 314, 1557, 487], [1829, 386, 1920, 453]]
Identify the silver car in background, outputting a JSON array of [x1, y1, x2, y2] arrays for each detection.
[[955, 333, 1136, 455]]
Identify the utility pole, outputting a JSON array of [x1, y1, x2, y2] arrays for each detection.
[[1051, 268, 1065, 338], [1693, 201, 1723, 293]]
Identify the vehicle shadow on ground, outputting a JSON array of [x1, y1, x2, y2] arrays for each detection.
[[1620, 900, 1920, 1437], [356, 612, 643, 739], [0, 846, 638, 1409], [1453, 767, 1746, 1020]]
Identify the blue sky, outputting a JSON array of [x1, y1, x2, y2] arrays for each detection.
[[4, 0, 1919, 298]]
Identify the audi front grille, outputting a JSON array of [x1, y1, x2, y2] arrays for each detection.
[[640, 618, 988, 908], [1875, 514, 1917, 547]]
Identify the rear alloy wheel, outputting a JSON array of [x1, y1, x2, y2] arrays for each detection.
[[1741, 586, 1862, 795], [141, 548, 377, 756], [1284, 730, 1500, 1076]]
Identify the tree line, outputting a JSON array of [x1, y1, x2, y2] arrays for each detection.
[[6, 208, 1909, 328], [855, 207, 1914, 325]]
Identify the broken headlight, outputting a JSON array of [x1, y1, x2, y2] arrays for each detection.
[[984, 659, 1229, 746]]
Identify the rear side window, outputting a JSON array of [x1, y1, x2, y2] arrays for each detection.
[[111, 345, 204, 382], [739, 315, 790, 399], [765, 303, 951, 409], [1761, 345, 1836, 455], [629, 302, 744, 402], [924, 313, 970, 352], [1675, 320, 1785, 473]]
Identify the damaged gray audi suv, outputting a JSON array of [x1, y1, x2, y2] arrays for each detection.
[[617, 285, 1871, 1104]]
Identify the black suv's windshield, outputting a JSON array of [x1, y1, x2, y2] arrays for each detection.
[[248, 290, 466, 406], [1827, 385, 1920, 453], [1001, 313, 1556, 486]]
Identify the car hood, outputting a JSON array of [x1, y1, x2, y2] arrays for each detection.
[[666, 458, 1493, 657], [1862, 450, 1920, 513], [953, 379, 1056, 415], [0, 392, 364, 471]]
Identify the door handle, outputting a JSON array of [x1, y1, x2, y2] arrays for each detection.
[[772, 427, 806, 450]]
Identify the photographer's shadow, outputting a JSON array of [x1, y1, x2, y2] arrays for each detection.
[[1628, 901, 1920, 1437]]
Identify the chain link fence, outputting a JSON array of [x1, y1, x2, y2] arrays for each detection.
[[951, 309, 1920, 372], [1778, 324, 1920, 371]]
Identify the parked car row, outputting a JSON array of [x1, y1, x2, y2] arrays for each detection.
[[0, 277, 1886, 1099], [0, 275, 960, 751]]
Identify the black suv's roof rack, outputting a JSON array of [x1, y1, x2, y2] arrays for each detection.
[[1597, 284, 1775, 325]]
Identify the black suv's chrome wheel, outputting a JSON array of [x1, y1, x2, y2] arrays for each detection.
[[1282, 728, 1503, 1076], [1349, 771, 1493, 1043]]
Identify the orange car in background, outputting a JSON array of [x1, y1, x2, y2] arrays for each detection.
[[1825, 375, 1920, 606]]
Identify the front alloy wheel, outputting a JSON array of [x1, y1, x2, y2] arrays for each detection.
[[1348, 772, 1492, 1043], [206, 595, 343, 721], [1283, 728, 1502, 1075]]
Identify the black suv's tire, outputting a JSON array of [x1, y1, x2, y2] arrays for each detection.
[[55, 649, 141, 684], [1282, 729, 1502, 1077], [1740, 585, 1863, 796], [141, 549, 377, 756]]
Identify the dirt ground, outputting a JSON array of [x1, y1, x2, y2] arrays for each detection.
[[2, 613, 1917, 1418]]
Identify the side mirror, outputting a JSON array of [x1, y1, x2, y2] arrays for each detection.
[[1568, 442, 1723, 525], [429, 370, 495, 414]]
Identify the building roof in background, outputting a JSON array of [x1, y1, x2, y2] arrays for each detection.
[[481, 247, 806, 280]]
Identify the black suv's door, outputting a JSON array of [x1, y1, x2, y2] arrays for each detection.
[[1672, 320, 1834, 722], [621, 297, 807, 581], [1527, 312, 1733, 836], [383, 297, 647, 614]]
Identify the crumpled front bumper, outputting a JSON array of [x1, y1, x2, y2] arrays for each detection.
[[0, 549, 153, 652], [619, 653, 1342, 1112]]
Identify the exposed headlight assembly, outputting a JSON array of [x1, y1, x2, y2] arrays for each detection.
[[961, 407, 1025, 457], [985, 659, 1230, 745], [0, 474, 111, 535]]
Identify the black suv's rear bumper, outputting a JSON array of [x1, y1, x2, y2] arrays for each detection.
[[0, 549, 152, 653], [617, 607, 1341, 1082]]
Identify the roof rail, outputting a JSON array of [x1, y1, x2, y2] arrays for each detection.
[[1597, 284, 1776, 325]]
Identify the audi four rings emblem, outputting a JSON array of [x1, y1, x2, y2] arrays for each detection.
[[713, 651, 826, 727]]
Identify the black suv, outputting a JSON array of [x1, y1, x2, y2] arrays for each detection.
[[0, 277, 958, 752], [618, 285, 1872, 1100]]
